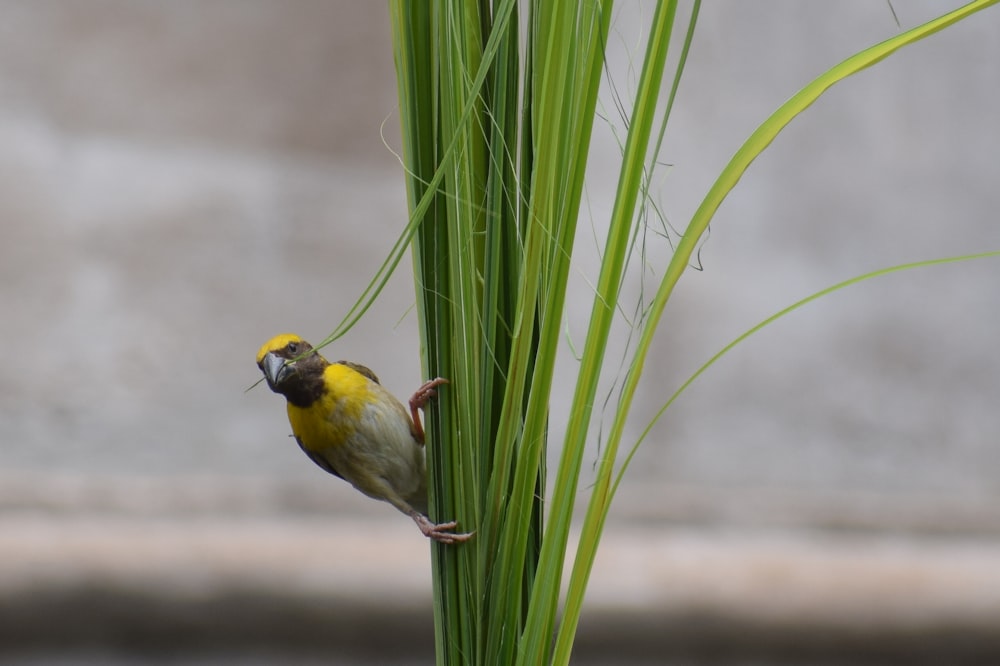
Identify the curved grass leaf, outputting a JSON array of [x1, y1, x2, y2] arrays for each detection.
[[554, 3, 1000, 663]]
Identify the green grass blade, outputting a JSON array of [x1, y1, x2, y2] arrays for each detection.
[[510, 1, 615, 663], [556, 2, 1000, 662], [387, 2, 997, 665], [615, 250, 1000, 499], [543, 2, 680, 663]]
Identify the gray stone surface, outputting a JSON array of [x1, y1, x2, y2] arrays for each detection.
[[1, 516, 999, 663]]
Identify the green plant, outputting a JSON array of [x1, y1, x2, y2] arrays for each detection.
[[318, 1, 999, 663]]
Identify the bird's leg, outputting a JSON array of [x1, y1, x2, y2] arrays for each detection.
[[402, 378, 470, 543], [381, 487, 474, 545], [385, 492, 473, 544], [408, 377, 449, 444], [409, 510, 474, 544]]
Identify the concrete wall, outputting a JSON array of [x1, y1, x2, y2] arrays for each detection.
[[1, 1, 998, 662]]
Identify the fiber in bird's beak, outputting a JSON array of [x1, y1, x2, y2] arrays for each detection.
[[261, 352, 292, 389]]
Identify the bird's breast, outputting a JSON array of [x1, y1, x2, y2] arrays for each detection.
[[287, 363, 375, 452]]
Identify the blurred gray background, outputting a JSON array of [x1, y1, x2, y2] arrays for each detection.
[[1, 1, 998, 663]]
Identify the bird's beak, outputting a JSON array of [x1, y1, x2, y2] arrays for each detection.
[[261, 352, 293, 390]]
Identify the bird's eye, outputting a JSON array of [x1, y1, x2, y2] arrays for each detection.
[[287, 342, 299, 354]]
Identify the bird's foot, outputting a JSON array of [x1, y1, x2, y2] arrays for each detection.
[[409, 377, 449, 444], [410, 377, 449, 413], [414, 513, 474, 545]]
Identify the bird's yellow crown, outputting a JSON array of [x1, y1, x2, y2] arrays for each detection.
[[256, 333, 307, 364]]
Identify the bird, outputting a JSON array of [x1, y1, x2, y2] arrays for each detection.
[[255, 333, 472, 544]]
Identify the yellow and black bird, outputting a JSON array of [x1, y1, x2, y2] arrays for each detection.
[[256, 333, 472, 544]]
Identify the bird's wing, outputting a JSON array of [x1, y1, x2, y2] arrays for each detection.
[[295, 435, 344, 480], [335, 360, 380, 384]]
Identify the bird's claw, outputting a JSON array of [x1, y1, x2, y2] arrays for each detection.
[[415, 514, 474, 544], [408, 377, 449, 445], [409, 377, 449, 413]]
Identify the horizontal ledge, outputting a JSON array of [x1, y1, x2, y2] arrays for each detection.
[[1, 516, 999, 660]]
